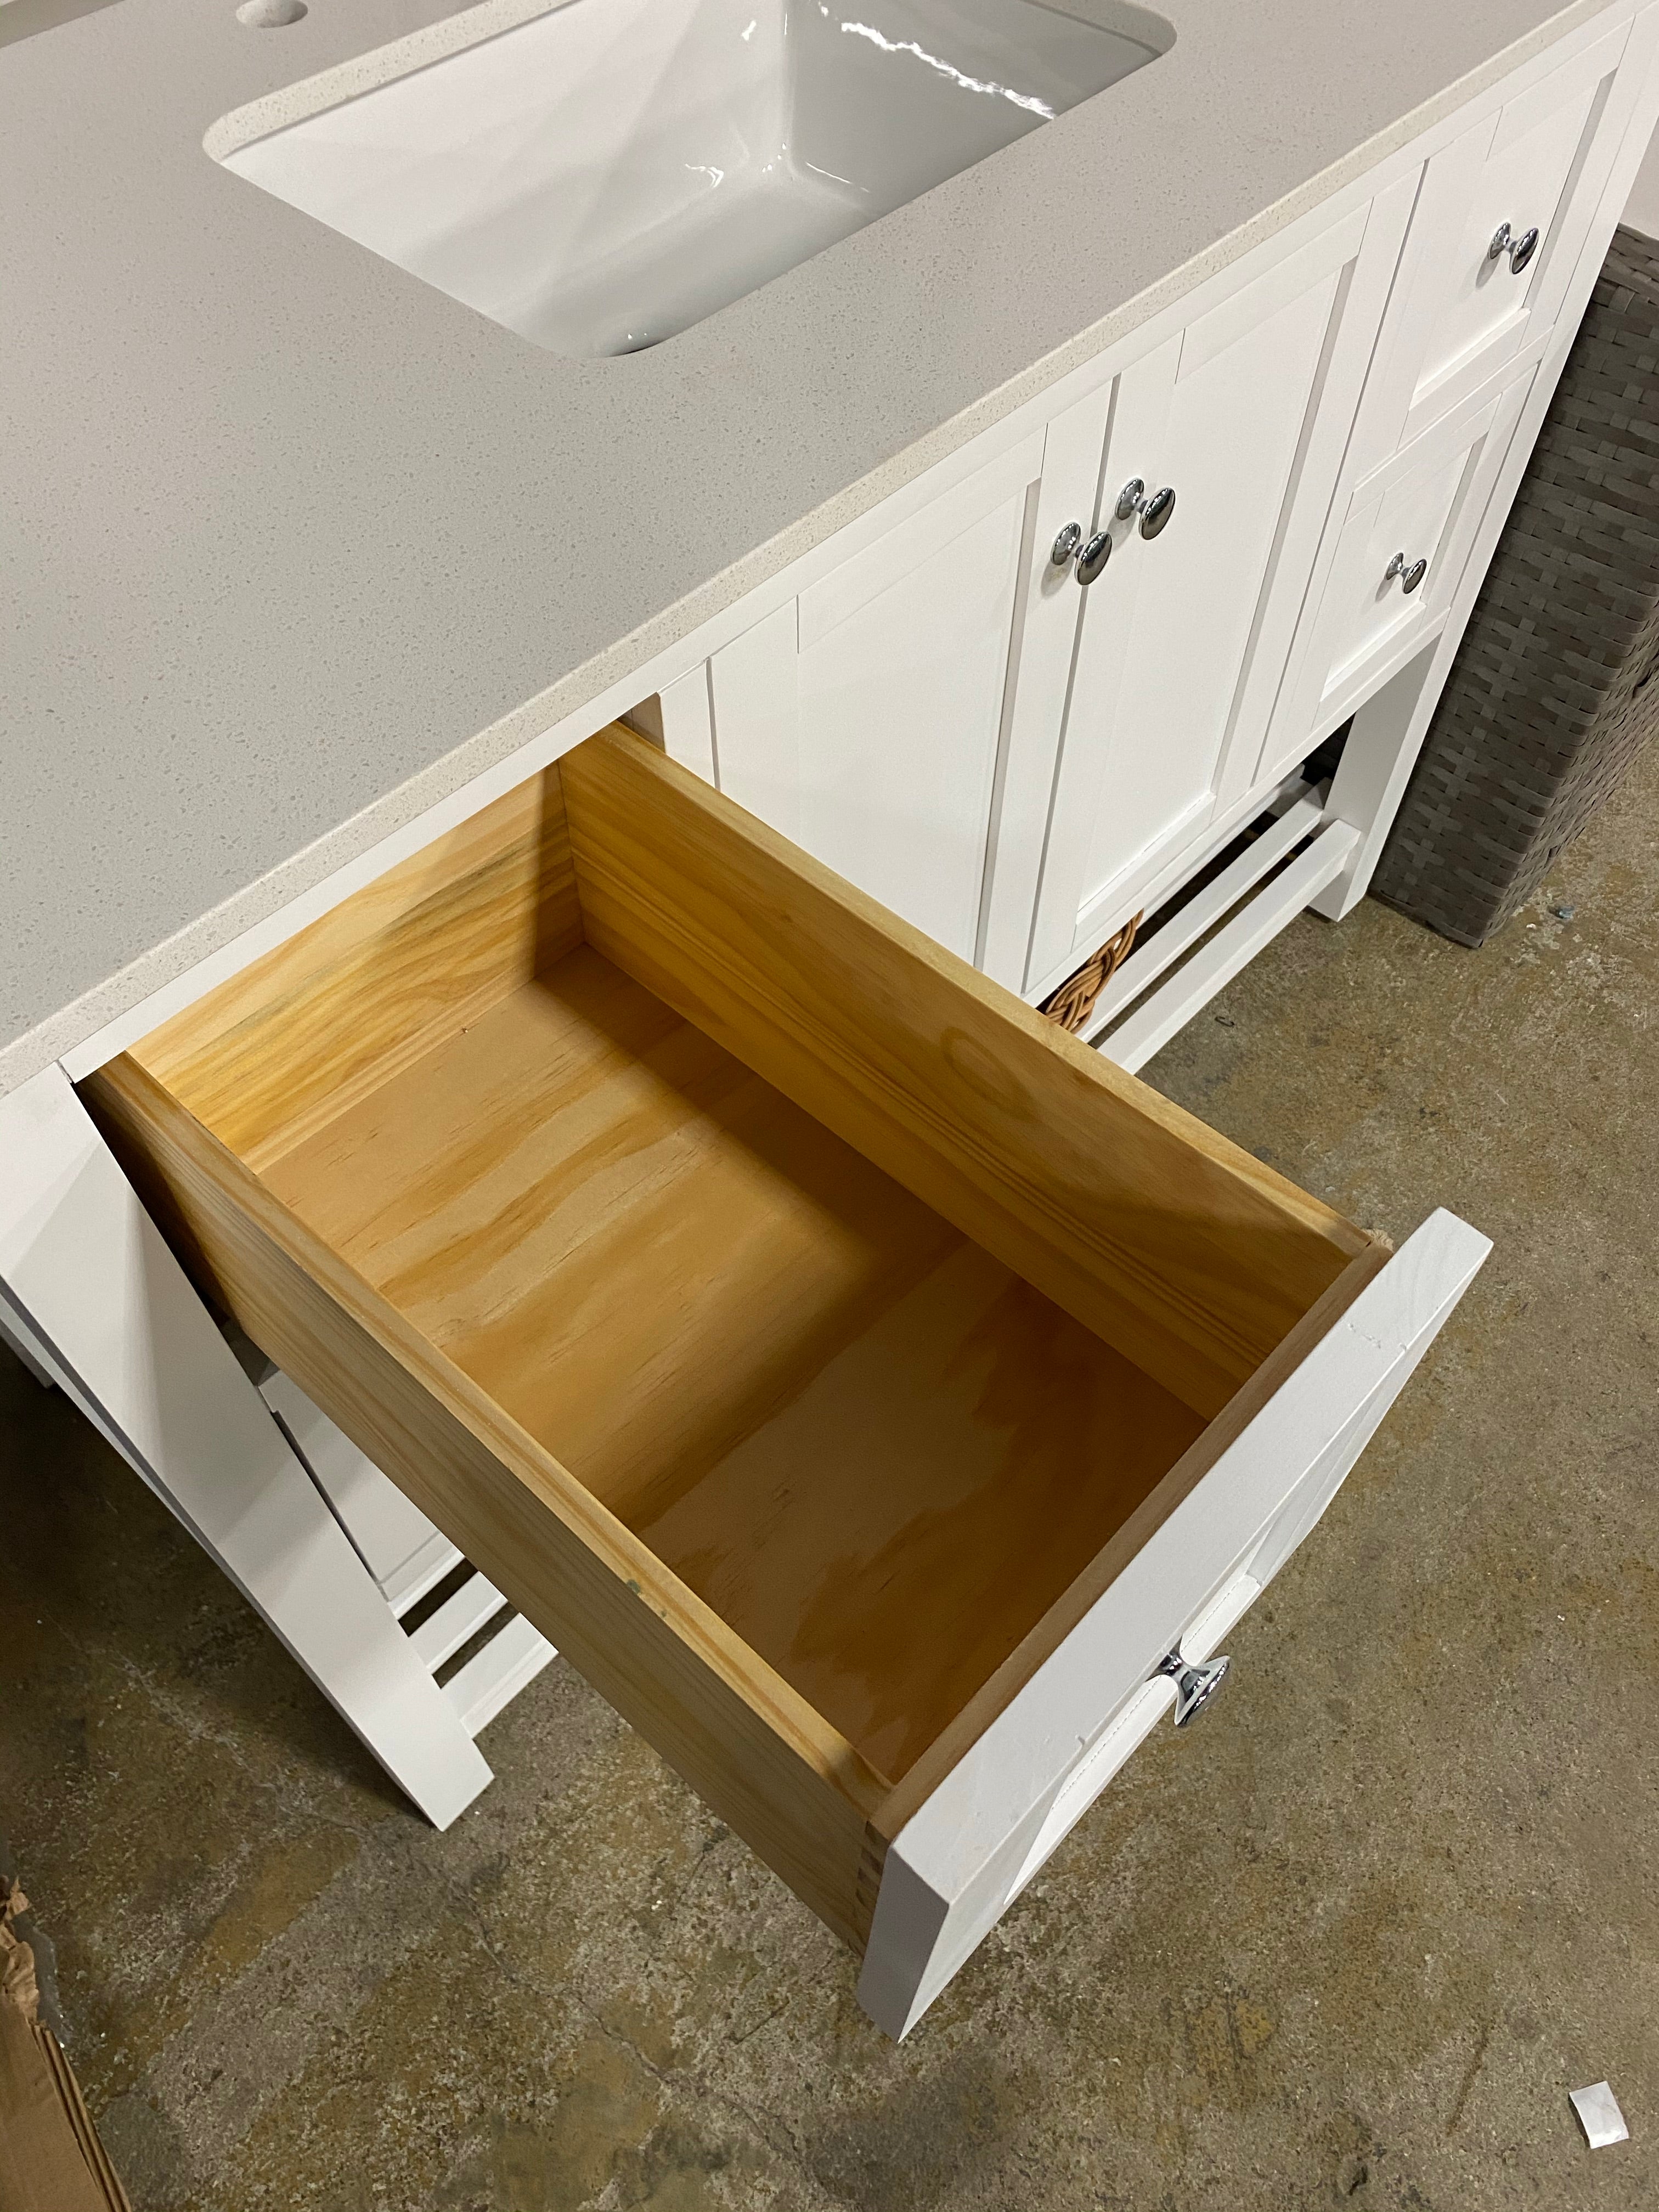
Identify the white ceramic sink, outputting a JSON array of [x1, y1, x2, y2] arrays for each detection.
[[216, 0, 1171, 358]]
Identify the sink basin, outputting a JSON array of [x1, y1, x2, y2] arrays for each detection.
[[213, 0, 1171, 358]]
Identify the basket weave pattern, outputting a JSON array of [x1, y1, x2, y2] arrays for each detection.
[[1373, 227, 1659, 946]]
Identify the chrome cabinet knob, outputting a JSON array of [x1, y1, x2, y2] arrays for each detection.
[[1116, 478, 1177, 538], [1052, 520, 1113, 585], [1156, 1647, 1231, 1728], [1386, 549, 1429, 594], [1488, 220, 1540, 275]]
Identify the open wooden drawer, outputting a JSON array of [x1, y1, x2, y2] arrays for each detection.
[[80, 726, 1489, 2038]]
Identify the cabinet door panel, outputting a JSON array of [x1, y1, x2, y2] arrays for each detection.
[[793, 481, 1029, 961], [1076, 267, 1341, 901], [706, 438, 1041, 962]]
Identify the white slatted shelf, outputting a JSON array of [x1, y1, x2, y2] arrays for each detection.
[[409, 1570, 510, 1672], [444, 1613, 557, 1737], [259, 1371, 556, 1744], [1081, 785, 1322, 1043]]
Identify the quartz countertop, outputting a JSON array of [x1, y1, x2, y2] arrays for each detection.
[[0, 0, 1615, 1092]]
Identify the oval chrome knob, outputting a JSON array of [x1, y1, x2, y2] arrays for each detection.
[[1076, 529, 1112, 585], [1156, 1647, 1231, 1728], [1052, 520, 1113, 584], [1386, 550, 1429, 594], [1116, 477, 1177, 538], [1488, 220, 1540, 275], [1051, 520, 1084, 567]]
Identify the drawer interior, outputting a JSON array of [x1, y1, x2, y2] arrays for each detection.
[[258, 939, 1206, 1779], [85, 725, 1381, 1934]]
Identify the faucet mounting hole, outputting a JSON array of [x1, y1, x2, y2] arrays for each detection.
[[236, 0, 306, 26]]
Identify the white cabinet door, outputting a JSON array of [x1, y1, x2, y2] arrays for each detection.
[[1013, 185, 1417, 1000], [689, 435, 1046, 963]]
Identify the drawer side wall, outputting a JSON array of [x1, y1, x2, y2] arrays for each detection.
[[561, 730, 1367, 1421], [82, 1061, 880, 1951], [123, 767, 584, 1173]]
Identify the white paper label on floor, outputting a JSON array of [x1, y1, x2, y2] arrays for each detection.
[[1570, 2081, 1629, 2148]]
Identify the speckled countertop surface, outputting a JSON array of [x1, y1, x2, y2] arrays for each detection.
[[0, 0, 1617, 1092]]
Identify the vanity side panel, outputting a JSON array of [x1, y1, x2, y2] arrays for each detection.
[[81, 1060, 883, 1949], [561, 729, 1367, 1421]]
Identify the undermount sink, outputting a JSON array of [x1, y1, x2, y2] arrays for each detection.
[[213, 0, 1171, 359]]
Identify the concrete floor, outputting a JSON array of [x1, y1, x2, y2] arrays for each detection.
[[4, 754, 1658, 2212]]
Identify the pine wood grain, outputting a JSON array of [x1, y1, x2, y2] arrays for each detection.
[[132, 768, 583, 1171], [867, 1230, 1390, 1842], [560, 729, 1367, 1421], [262, 949, 1205, 1781], [83, 1052, 885, 1945]]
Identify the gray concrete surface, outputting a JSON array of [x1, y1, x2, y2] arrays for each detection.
[[0, 0, 1607, 1094], [3, 749, 1657, 2210]]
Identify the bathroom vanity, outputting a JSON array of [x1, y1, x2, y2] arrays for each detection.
[[3, 0, 1657, 2037]]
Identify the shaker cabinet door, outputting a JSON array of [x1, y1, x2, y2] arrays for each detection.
[[693, 434, 1045, 963], [1017, 186, 1415, 1000]]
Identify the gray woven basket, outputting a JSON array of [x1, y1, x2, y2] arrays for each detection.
[[1373, 225, 1659, 946]]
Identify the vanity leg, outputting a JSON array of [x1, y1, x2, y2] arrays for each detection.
[[1312, 646, 1441, 922], [0, 1063, 493, 1829]]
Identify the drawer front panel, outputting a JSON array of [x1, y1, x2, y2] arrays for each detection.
[[1416, 63, 1604, 407], [1322, 410, 1502, 701], [1356, 18, 1632, 467], [1260, 357, 1538, 784], [858, 1210, 1491, 2040]]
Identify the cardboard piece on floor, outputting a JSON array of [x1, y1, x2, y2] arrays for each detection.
[[0, 1880, 132, 2212]]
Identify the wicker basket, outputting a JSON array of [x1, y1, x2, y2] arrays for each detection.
[[1372, 225, 1659, 946]]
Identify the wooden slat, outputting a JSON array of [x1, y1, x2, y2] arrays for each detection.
[[260, 1368, 461, 1613], [561, 729, 1368, 1421], [130, 766, 584, 1171], [81, 1058, 885, 1948]]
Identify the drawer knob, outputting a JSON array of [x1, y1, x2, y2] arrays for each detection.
[[1156, 1647, 1231, 1727], [1488, 220, 1540, 276], [1116, 477, 1177, 538], [1052, 520, 1113, 585], [1386, 550, 1429, 594]]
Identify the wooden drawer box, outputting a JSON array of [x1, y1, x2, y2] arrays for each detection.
[[80, 726, 1487, 2036]]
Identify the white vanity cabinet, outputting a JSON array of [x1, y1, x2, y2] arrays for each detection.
[[9, 0, 1659, 2056], [654, 1, 1659, 1025]]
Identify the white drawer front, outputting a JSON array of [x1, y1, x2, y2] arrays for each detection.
[[1355, 18, 1632, 468], [858, 1209, 1491, 2039], [1260, 357, 1538, 786]]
